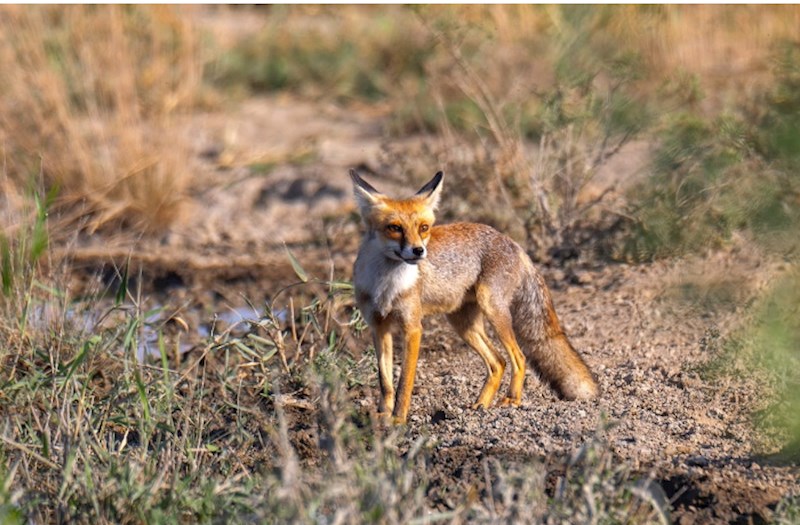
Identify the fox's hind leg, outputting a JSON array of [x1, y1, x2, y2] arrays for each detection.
[[475, 286, 527, 407], [447, 303, 506, 409]]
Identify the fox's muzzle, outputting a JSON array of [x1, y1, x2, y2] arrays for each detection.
[[395, 245, 426, 264]]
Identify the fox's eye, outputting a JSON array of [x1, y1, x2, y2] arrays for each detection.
[[419, 224, 429, 233], [386, 224, 402, 233]]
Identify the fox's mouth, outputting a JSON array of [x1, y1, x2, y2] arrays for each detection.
[[394, 250, 424, 264]]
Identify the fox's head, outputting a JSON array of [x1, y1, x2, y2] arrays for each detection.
[[350, 170, 443, 265]]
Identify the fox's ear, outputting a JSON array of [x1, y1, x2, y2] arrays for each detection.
[[349, 169, 383, 212], [415, 171, 444, 210]]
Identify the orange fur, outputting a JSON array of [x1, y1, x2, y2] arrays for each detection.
[[350, 170, 598, 424]]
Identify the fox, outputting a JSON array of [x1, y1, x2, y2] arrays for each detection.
[[350, 169, 598, 424]]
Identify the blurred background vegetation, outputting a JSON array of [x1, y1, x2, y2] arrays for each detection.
[[1, 5, 799, 521], [2, 5, 798, 249]]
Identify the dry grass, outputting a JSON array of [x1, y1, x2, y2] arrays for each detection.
[[415, 6, 800, 258], [452, 6, 800, 102], [2, 5, 799, 241], [653, 6, 800, 102], [1, 7, 799, 521], [0, 240, 668, 523], [0, 5, 202, 234]]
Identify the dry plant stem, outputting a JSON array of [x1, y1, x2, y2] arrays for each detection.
[[0, 433, 59, 471], [289, 297, 298, 343], [276, 327, 291, 374], [419, 13, 525, 211], [533, 135, 557, 238]]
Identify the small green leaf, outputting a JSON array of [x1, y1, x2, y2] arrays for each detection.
[[0, 505, 25, 525], [245, 333, 276, 348], [263, 347, 278, 362], [232, 340, 259, 359], [158, 330, 170, 377], [284, 244, 308, 283], [134, 368, 151, 423], [329, 280, 353, 292], [115, 261, 129, 306]]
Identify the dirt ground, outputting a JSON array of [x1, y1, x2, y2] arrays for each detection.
[[404, 252, 797, 524], [62, 95, 798, 524]]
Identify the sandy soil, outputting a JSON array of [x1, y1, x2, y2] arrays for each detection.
[[400, 252, 796, 524], [62, 96, 798, 524]]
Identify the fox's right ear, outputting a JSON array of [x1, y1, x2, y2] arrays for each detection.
[[349, 169, 383, 213]]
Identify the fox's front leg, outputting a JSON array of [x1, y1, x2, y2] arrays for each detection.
[[372, 320, 395, 416], [393, 322, 422, 424]]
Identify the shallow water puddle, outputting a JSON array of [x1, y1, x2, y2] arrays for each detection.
[[137, 304, 264, 361], [25, 298, 284, 362]]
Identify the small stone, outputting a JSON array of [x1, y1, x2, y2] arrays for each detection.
[[431, 410, 447, 424], [686, 456, 710, 468]]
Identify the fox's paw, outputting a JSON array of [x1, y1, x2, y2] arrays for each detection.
[[391, 415, 408, 426], [375, 411, 394, 426], [497, 396, 521, 407], [375, 412, 408, 426], [470, 401, 490, 410]]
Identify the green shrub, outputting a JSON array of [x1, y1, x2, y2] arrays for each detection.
[[209, 7, 433, 103], [751, 269, 800, 456], [621, 43, 800, 262]]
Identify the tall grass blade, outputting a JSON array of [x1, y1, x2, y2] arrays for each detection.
[[0, 234, 11, 297], [56, 448, 78, 502], [158, 330, 170, 376], [60, 336, 98, 389], [29, 192, 48, 265], [122, 317, 140, 357], [134, 368, 151, 424]]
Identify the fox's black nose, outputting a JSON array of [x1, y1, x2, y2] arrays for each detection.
[[412, 247, 425, 257]]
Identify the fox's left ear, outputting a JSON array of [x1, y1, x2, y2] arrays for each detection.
[[415, 171, 444, 210]]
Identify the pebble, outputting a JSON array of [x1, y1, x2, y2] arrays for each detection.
[[686, 456, 710, 468]]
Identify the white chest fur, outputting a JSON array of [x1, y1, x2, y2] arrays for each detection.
[[354, 239, 419, 320]]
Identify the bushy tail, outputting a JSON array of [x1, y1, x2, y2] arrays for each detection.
[[512, 269, 599, 400]]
